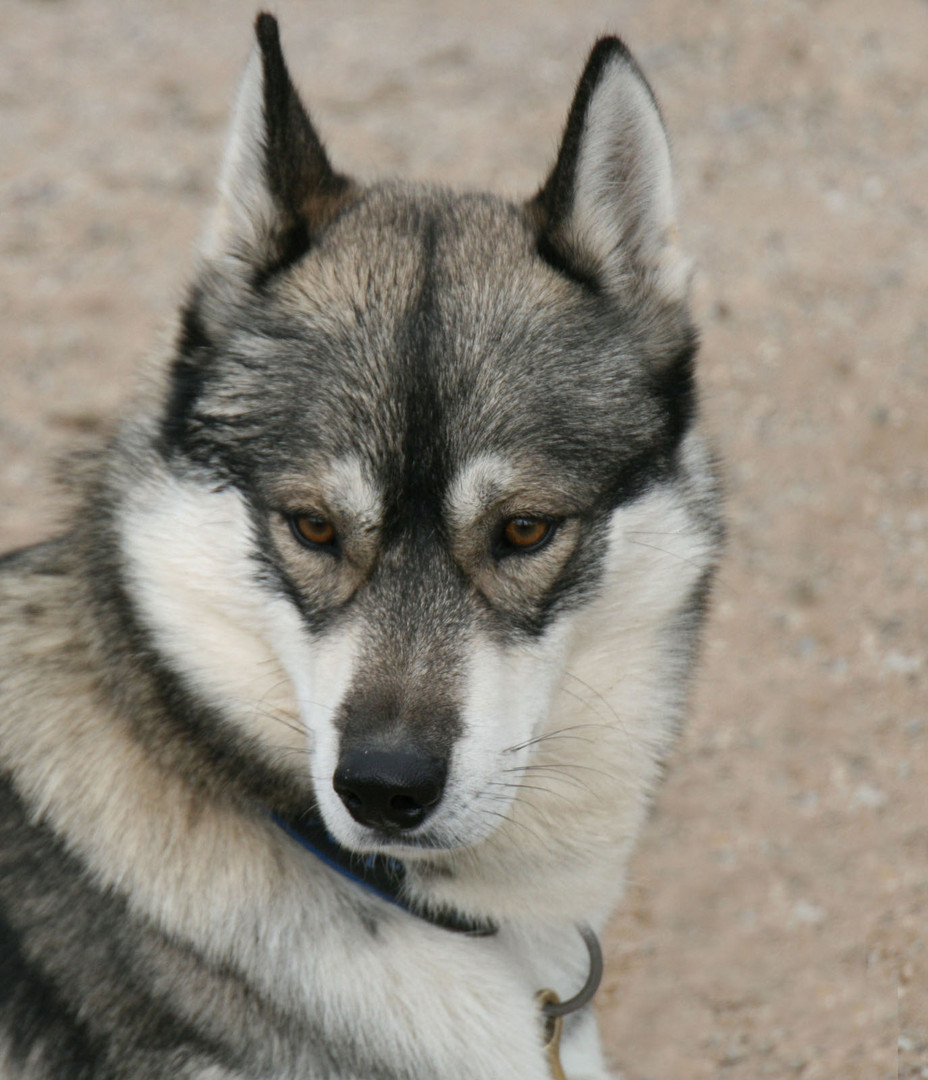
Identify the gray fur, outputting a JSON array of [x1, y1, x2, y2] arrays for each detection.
[[0, 16, 722, 1080]]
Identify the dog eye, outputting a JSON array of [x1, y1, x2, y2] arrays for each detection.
[[499, 517, 555, 554], [289, 514, 338, 550]]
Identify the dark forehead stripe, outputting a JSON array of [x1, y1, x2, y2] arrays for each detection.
[[387, 212, 451, 540]]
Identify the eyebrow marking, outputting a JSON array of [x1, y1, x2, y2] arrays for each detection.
[[270, 455, 382, 529], [444, 454, 516, 530]]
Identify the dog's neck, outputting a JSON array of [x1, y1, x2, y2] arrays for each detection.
[[273, 812, 498, 937]]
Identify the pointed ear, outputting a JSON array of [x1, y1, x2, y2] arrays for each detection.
[[531, 38, 689, 300], [201, 13, 355, 277]]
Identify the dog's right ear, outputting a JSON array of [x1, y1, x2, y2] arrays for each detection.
[[201, 13, 355, 280]]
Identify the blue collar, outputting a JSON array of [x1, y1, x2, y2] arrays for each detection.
[[273, 813, 498, 937]]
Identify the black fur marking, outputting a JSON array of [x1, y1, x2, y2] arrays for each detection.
[[535, 232, 602, 294], [159, 289, 214, 458], [0, 907, 101, 1079], [255, 550, 347, 639], [652, 328, 699, 449], [251, 220, 312, 290], [392, 213, 448, 535], [591, 331, 699, 513]]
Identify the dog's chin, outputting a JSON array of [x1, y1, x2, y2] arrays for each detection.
[[334, 824, 469, 860], [319, 808, 495, 861], [368, 834, 460, 861]]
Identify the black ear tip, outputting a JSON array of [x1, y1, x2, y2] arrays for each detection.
[[254, 12, 280, 50], [586, 35, 634, 71], [581, 35, 655, 106]]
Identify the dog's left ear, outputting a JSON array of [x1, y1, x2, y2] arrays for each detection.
[[201, 13, 355, 277], [531, 38, 689, 300]]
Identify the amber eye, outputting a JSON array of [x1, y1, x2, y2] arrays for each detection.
[[290, 514, 337, 550], [500, 517, 554, 553]]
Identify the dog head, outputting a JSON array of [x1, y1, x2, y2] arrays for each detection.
[[115, 15, 719, 863]]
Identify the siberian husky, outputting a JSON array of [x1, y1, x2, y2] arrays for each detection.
[[0, 14, 722, 1079]]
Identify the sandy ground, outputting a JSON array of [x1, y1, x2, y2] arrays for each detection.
[[1, 1, 926, 1077]]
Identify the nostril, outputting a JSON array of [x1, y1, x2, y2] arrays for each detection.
[[389, 794, 423, 814], [338, 788, 362, 813], [388, 795, 426, 827]]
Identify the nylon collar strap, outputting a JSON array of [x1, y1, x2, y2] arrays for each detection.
[[274, 813, 498, 937]]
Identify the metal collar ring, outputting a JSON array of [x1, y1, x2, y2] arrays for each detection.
[[541, 924, 604, 1019]]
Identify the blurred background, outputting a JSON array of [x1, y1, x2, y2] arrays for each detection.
[[1, 2, 925, 1077]]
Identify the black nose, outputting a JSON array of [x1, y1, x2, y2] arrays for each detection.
[[333, 746, 447, 832]]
